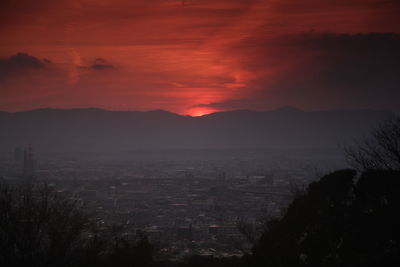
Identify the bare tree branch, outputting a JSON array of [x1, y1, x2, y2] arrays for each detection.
[[345, 115, 400, 171]]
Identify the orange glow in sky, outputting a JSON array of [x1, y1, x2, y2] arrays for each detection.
[[186, 107, 216, 117]]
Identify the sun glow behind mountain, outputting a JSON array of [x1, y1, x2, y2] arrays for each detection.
[[186, 107, 216, 117]]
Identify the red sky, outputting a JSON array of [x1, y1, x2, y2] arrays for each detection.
[[0, 0, 399, 116]]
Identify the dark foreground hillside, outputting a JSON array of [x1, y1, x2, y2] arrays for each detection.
[[1, 169, 399, 267]]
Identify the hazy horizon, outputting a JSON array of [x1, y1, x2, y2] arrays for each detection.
[[0, 105, 397, 117]]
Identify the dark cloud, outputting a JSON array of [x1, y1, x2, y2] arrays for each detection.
[[42, 58, 52, 64], [279, 33, 400, 109], [224, 32, 400, 111], [89, 58, 115, 71], [91, 64, 114, 70], [195, 98, 254, 110], [0, 53, 49, 80], [306, 33, 400, 89], [76, 58, 115, 71]]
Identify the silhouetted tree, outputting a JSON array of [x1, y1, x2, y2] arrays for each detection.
[[345, 116, 400, 171], [342, 170, 400, 266], [251, 169, 400, 267], [104, 236, 154, 267], [236, 218, 259, 245], [0, 182, 90, 267], [0, 182, 156, 267]]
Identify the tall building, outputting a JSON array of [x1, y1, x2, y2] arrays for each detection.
[[23, 147, 34, 177]]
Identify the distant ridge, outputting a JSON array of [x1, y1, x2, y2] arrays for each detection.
[[0, 107, 392, 152], [269, 106, 305, 113]]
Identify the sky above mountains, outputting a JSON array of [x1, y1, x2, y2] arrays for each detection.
[[0, 0, 399, 116]]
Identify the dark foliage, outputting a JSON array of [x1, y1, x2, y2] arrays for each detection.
[[345, 116, 400, 171], [0, 182, 154, 267], [0, 182, 90, 267], [251, 169, 400, 267]]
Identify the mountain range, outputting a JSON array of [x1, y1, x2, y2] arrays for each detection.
[[0, 107, 392, 152]]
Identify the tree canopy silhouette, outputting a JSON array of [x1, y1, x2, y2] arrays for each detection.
[[345, 116, 400, 171], [0, 182, 90, 267], [0, 182, 155, 267], [251, 169, 400, 267]]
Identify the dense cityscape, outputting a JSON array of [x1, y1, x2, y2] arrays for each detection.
[[1, 147, 343, 260]]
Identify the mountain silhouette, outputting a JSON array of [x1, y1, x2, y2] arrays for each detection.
[[0, 107, 391, 152]]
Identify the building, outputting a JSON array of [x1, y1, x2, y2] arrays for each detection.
[[23, 147, 34, 177]]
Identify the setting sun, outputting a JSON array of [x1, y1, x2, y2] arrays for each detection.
[[186, 107, 216, 117]]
